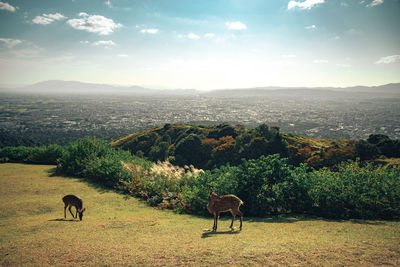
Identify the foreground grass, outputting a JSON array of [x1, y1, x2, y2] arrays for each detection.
[[0, 164, 399, 266]]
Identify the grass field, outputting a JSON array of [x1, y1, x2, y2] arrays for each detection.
[[1, 163, 399, 266]]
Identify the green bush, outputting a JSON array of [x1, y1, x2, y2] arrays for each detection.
[[309, 162, 400, 219], [58, 137, 147, 189], [0, 145, 64, 164], [180, 164, 241, 215], [180, 155, 313, 216], [82, 156, 132, 187], [179, 155, 400, 219]]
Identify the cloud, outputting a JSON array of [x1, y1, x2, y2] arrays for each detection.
[[67, 13, 122, 35], [188, 33, 200, 39], [0, 1, 17, 12], [105, 0, 112, 7], [1, 40, 43, 58], [375, 55, 400, 64], [340, 2, 349, 6], [204, 33, 215, 38], [92, 40, 116, 46], [367, 0, 384, 7], [288, 0, 325, 10], [313, 59, 329, 63], [0, 38, 22, 48], [225, 21, 247, 30], [140, 29, 159, 34], [305, 25, 317, 30], [118, 54, 129, 57], [32, 13, 66, 25], [282, 54, 296, 58]]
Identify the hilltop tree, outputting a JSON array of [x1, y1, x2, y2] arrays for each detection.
[[174, 134, 208, 168], [355, 140, 379, 161]]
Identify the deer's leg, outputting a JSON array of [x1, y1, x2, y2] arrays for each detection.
[[68, 206, 75, 218], [238, 210, 243, 230], [212, 213, 217, 231], [64, 204, 67, 219], [230, 210, 236, 229], [214, 212, 220, 231], [75, 207, 78, 218]]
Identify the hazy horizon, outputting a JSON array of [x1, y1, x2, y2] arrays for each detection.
[[2, 79, 400, 92], [1, 0, 399, 90]]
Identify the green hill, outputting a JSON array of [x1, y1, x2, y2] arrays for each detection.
[[111, 123, 400, 170], [111, 123, 355, 170]]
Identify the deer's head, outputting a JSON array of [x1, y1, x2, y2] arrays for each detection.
[[78, 208, 86, 221], [208, 192, 220, 201]]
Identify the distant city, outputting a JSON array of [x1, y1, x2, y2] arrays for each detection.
[[1, 81, 399, 147]]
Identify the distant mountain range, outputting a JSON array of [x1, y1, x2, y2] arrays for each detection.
[[1, 80, 399, 96]]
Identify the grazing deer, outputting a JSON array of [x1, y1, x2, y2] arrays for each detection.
[[62, 194, 86, 221], [207, 192, 243, 231]]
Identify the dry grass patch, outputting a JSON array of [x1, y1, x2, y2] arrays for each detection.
[[1, 163, 399, 266]]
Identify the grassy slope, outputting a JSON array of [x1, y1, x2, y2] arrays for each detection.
[[282, 133, 352, 149], [1, 164, 399, 266]]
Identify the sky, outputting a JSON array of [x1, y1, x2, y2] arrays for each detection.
[[0, 0, 399, 90]]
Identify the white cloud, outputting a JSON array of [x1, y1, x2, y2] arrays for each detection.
[[0, 38, 22, 48], [118, 54, 129, 57], [282, 54, 296, 58], [367, 0, 384, 7], [288, 0, 325, 10], [340, 2, 349, 6], [45, 13, 66, 20], [80, 40, 89, 44], [225, 21, 247, 30], [92, 40, 115, 46], [204, 33, 215, 38], [2, 40, 43, 58], [188, 33, 200, 39], [67, 14, 122, 35], [140, 29, 159, 34], [305, 25, 317, 30], [313, 59, 329, 63], [32, 13, 66, 25], [0, 1, 17, 12], [105, 0, 112, 7], [375, 55, 400, 64]]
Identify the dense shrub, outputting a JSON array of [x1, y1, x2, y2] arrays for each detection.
[[0, 144, 64, 164], [123, 160, 202, 208], [179, 155, 400, 219], [355, 134, 400, 160], [180, 155, 313, 216], [309, 162, 400, 219], [58, 137, 148, 188]]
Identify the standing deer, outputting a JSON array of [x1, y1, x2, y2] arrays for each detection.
[[207, 192, 243, 231], [62, 194, 86, 221]]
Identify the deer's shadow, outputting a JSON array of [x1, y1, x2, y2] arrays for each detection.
[[201, 228, 241, 238], [48, 218, 79, 222]]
